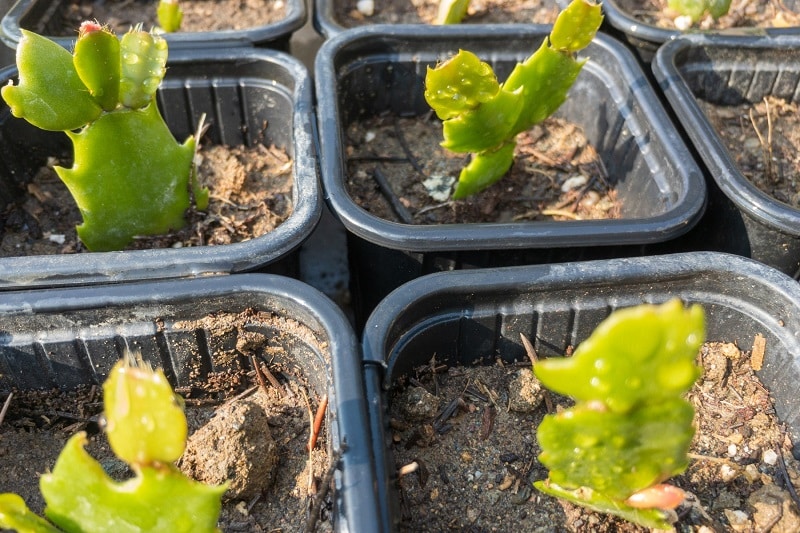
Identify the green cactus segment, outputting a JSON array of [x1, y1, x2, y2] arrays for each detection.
[[119, 29, 168, 109], [503, 43, 585, 138], [435, 0, 471, 24], [534, 299, 704, 412], [667, 0, 732, 21], [550, 0, 605, 52], [537, 399, 694, 500], [441, 87, 522, 153], [453, 141, 516, 199], [424, 50, 500, 120], [39, 432, 226, 533], [157, 0, 184, 32], [74, 24, 121, 112], [103, 357, 188, 465], [0, 24, 208, 251], [1, 30, 102, 131], [533, 299, 705, 528], [534, 481, 675, 530], [424, 0, 602, 198], [0, 494, 62, 533], [58, 104, 195, 252]]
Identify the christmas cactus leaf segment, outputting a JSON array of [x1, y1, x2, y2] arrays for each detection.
[[0, 352, 227, 533], [1, 22, 208, 252], [533, 299, 705, 529], [424, 0, 603, 199]]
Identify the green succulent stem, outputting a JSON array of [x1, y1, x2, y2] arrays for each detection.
[[435, 0, 471, 24], [0, 353, 227, 533], [533, 299, 705, 529], [157, 0, 184, 32], [667, 0, 732, 22], [0, 23, 208, 251], [423, 0, 603, 199]]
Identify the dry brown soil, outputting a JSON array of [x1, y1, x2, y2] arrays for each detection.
[[43, 0, 286, 35], [614, 0, 800, 30], [0, 310, 334, 532], [346, 115, 620, 225], [699, 96, 800, 210], [335, 0, 562, 26], [388, 341, 800, 531], [0, 143, 294, 256]]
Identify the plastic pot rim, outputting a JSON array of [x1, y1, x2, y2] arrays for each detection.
[[0, 0, 307, 50], [315, 24, 706, 252], [362, 251, 800, 365], [0, 46, 321, 288], [653, 33, 800, 237], [0, 272, 381, 533], [602, 0, 795, 47]]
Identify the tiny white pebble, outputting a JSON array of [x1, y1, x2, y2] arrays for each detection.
[[364, 130, 376, 143], [728, 443, 738, 457], [674, 15, 693, 31], [561, 174, 587, 193], [763, 449, 778, 466], [47, 233, 66, 245], [356, 0, 374, 16], [720, 463, 738, 482], [171, 241, 184, 248]]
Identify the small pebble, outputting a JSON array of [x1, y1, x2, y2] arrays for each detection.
[[356, 0, 374, 16], [560, 175, 587, 192], [763, 449, 778, 466], [728, 443, 738, 457], [674, 15, 693, 30], [720, 463, 738, 482]]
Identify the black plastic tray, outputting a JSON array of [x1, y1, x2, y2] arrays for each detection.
[[653, 34, 800, 278], [1, 0, 306, 51], [315, 25, 707, 327], [362, 251, 800, 530], [0, 273, 379, 532], [0, 46, 321, 289]]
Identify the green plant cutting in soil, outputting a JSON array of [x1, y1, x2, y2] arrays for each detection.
[[435, 0, 471, 24], [0, 352, 227, 533], [157, 0, 183, 32], [1, 21, 208, 252], [533, 299, 705, 529], [668, 0, 731, 23], [423, 0, 603, 199]]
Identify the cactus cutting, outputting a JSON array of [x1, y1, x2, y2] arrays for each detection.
[[0, 352, 227, 533], [667, 0, 731, 23], [532, 299, 705, 529], [1, 22, 208, 252], [423, 0, 603, 198]]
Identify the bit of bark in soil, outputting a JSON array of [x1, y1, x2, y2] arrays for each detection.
[[388, 342, 800, 531], [699, 96, 800, 209], [0, 310, 333, 532], [346, 115, 621, 225], [0, 143, 294, 256]]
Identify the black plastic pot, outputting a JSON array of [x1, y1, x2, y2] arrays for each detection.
[[602, 0, 797, 64], [653, 34, 800, 278], [0, 273, 379, 532], [0, 0, 306, 51], [0, 46, 321, 289], [315, 25, 707, 329], [362, 251, 800, 530]]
